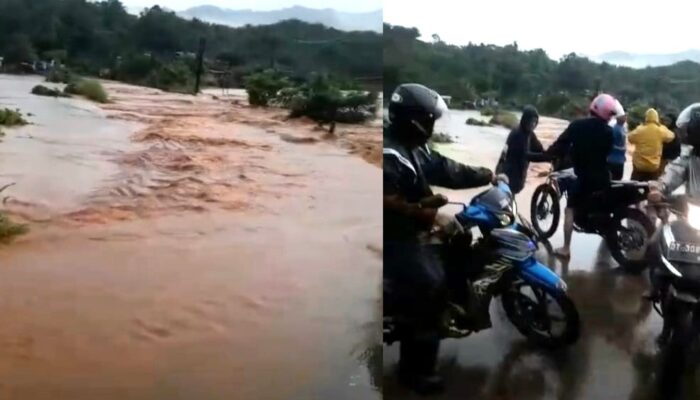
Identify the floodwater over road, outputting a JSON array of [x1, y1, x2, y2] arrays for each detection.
[[384, 109, 700, 400], [0, 75, 381, 399]]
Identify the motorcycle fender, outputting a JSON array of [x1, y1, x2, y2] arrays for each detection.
[[669, 284, 700, 304], [516, 259, 567, 294]]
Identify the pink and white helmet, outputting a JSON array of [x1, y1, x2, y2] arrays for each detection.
[[589, 93, 618, 121]]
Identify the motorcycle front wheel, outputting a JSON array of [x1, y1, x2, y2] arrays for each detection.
[[606, 208, 654, 272], [530, 183, 560, 240], [501, 279, 580, 348]]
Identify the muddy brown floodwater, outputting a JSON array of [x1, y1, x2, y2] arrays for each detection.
[[0, 75, 381, 399]]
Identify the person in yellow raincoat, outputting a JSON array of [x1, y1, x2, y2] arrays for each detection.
[[628, 108, 675, 182]]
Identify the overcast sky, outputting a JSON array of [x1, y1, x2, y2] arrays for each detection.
[[121, 0, 382, 12], [385, 0, 698, 58]]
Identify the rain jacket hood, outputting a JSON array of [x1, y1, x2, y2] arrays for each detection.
[[520, 106, 539, 131], [645, 108, 660, 125]]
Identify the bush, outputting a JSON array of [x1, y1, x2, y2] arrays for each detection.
[[45, 67, 75, 84], [146, 61, 192, 91], [489, 111, 519, 129], [627, 105, 648, 130], [286, 74, 375, 124], [32, 85, 71, 98], [480, 107, 497, 116], [65, 79, 108, 103], [466, 117, 491, 127], [114, 54, 160, 83], [0, 108, 28, 126], [0, 213, 28, 242], [244, 69, 291, 106], [430, 131, 454, 144]]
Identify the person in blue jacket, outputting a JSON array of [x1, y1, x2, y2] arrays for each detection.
[[607, 112, 628, 180]]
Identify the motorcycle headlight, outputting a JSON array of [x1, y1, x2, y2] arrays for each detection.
[[497, 212, 512, 227], [688, 204, 700, 230]]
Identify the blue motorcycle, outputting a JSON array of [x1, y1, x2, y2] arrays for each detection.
[[384, 181, 580, 348]]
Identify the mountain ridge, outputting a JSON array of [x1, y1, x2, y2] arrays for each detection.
[[591, 50, 700, 68], [177, 5, 382, 32]]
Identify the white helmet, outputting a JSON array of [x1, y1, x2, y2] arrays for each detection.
[[613, 99, 625, 117]]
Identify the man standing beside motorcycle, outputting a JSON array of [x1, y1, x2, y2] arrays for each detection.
[[384, 83, 493, 395], [545, 94, 619, 258]]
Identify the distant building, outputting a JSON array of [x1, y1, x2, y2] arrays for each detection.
[[441, 95, 452, 106]]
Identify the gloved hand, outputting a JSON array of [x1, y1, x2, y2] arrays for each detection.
[[434, 211, 464, 238]]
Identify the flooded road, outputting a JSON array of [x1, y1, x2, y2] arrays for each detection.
[[384, 110, 700, 400], [0, 75, 381, 399]]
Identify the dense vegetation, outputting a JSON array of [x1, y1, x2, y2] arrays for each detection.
[[245, 70, 377, 126], [0, 0, 381, 91], [384, 23, 700, 120]]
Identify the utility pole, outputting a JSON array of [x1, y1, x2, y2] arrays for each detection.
[[194, 37, 206, 95]]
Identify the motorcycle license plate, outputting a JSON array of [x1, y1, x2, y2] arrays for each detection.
[[668, 241, 700, 263]]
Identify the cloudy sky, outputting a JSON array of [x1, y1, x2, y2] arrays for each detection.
[[121, 0, 382, 12], [385, 0, 698, 58]]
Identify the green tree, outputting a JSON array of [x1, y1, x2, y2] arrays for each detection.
[[4, 34, 37, 63]]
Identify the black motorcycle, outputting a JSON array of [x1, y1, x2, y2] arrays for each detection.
[[648, 195, 700, 399], [531, 167, 654, 269]]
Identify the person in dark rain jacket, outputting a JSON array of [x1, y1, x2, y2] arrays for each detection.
[[496, 106, 550, 194]]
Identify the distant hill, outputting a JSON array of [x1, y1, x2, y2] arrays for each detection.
[[592, 50, 700, 68], [178, 5, 382, 33]]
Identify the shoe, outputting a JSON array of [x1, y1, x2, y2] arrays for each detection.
[[399, 373, 445, 396]]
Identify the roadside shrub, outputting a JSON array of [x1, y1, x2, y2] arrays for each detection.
[[430, 131, 453, 144], [489, 111, 519, 129], [32, 85, 70, 98], [45, 67, 75, 84], [626, 105, 648, 131], [480, 107, 497, 116], [65, 79, 108, 103], [466, 117, 490, 126], [146, 61, 192, 91], [287, 74, 375, 124], [244, 69, 290, 106], [0, 108, 28, 126], [0, 212, 28, 242]]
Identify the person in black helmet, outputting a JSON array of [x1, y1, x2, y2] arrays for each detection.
[[384, 83, 493, 395], [496, 105, 550, 194]]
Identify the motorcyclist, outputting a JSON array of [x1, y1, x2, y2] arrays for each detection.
[[384, 83, 493, 394], [646, 103, 700, 346], [546, 93, 618, 258]]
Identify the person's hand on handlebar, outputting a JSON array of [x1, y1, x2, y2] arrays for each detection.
[[419, 194, 449, 209], [647, 181, 664, 204], [492, 173, 509, 185]]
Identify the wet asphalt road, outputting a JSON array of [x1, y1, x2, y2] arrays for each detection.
[[382, 182, 700, 400]]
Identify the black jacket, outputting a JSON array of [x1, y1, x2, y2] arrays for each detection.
[[498, 107, 548, 194], [547, 116, 613, 191], [384, 129, 492, 241]]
